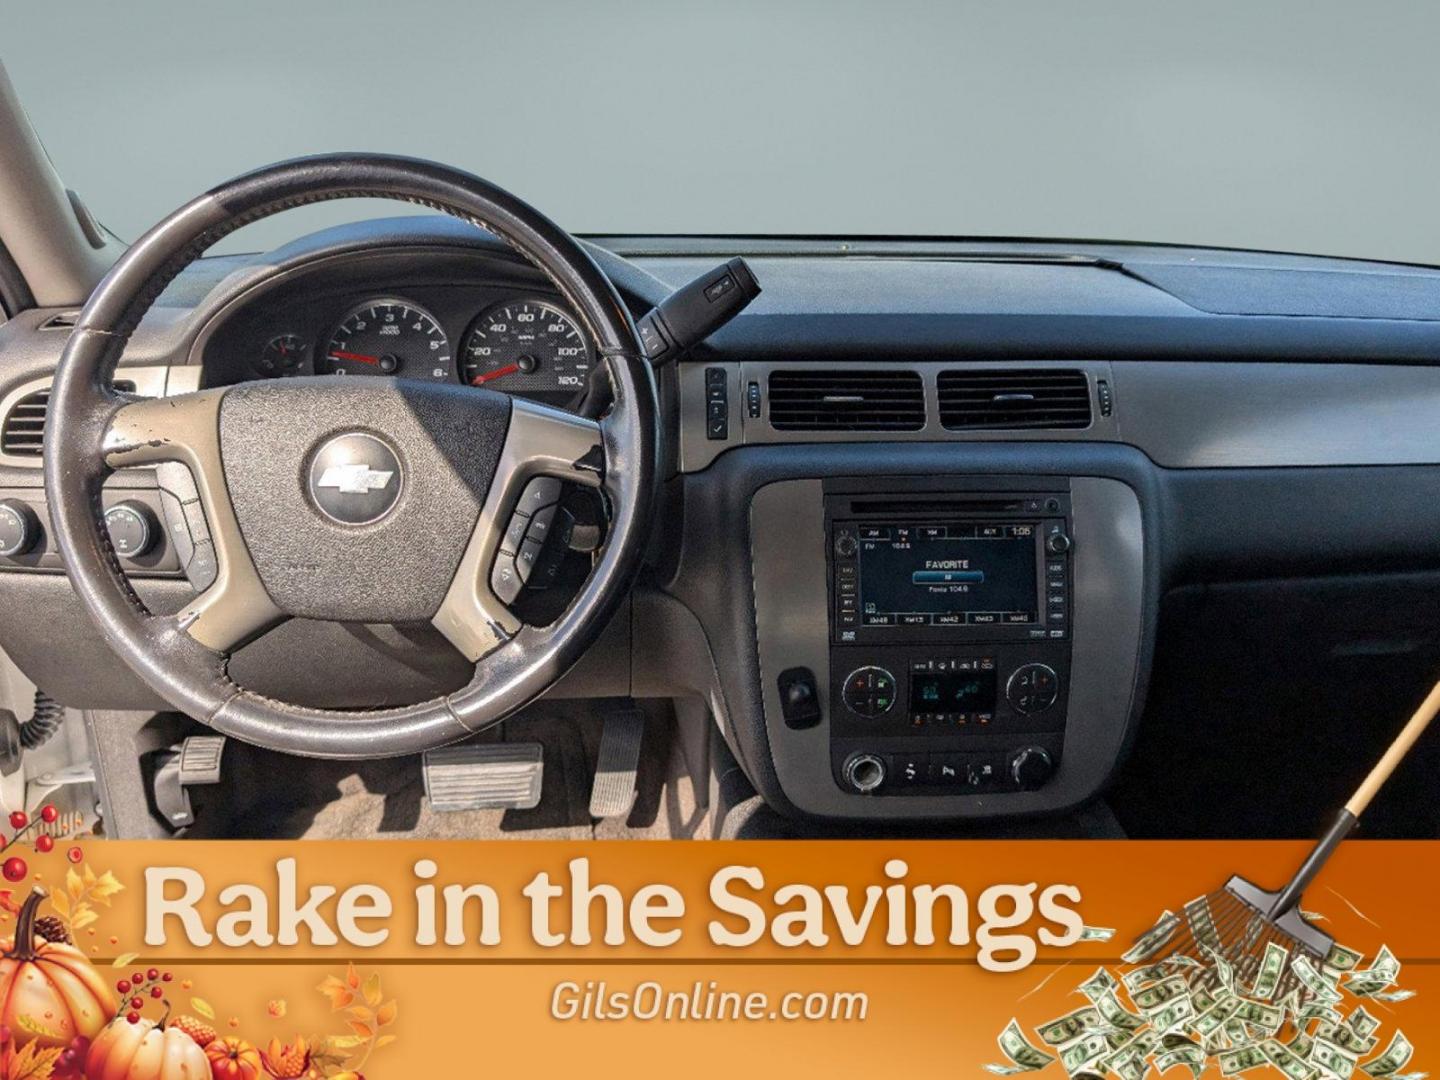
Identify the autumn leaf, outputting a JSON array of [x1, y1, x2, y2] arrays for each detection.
[[346, 1020, 374, 1040], [111, 952, 139, 968], [90, 870, 125, 905], [345, 1006, 373, 1023], [47, 891, 68, 919], [361, 972, 382, 1007], [322, 1034, 366, 1053], [71, 907, 98, 932], [65, 868, 83, 902], [15, 1013, 65, 1040], [191, 997, 216, 1020], [375, 1000, 397, 1027], [317, 975, 354, 1011], [344, 962, 360, 990], [6, 1040, 63, 1080]]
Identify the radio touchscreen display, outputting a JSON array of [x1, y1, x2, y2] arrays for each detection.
[[853, 523, 1037, 627]]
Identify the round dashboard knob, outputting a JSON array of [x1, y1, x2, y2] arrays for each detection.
[[834, 532, 857, 558], [103, 501, 158, 560], [1010, 746, 1053, 790], [1046, 531, 1072, 555], [0, 499, 40, 558]]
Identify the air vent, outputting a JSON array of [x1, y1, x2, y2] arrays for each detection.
[[1, 381, 136, 457], [938, 369, 1092, 430], [768, 370, 925, 431]]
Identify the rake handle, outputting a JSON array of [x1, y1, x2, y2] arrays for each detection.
[[1270, 678, 1440, 918]]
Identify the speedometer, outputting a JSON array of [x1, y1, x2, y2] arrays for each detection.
[[321, 299, 453, 382], [460, 299, 592, 405]]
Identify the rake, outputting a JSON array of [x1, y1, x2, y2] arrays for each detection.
[[1130, 680, 1440, 1003]]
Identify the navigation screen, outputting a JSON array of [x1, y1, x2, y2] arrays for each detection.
[[852, 523, 1037, 627]]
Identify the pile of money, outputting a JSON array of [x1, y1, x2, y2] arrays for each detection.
[[986, 908, 1421, 1079]]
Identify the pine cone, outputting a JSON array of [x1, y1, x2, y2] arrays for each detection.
[[33, 914, 69, 944]]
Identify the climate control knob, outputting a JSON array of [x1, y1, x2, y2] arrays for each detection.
[[841, 666, 896, 718], [0, 499, 40, 558], [103, 501, 158, 559], [1010, 746, 1054, 790], [843, 753, 886, 794]]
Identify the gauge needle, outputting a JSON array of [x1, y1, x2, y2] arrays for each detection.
[[328, 350, 380, 366], [472, 363, 520, 385]]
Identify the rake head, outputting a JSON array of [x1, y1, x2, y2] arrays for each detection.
[[1144, 876, 1334, 1004]]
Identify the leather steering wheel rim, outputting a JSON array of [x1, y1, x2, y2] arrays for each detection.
[[43, 154, 658, 758]]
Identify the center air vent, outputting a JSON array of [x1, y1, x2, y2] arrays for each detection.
[[937, 369, 1092, 430], [768, 370, 925, 431], [2, 381, 136, 457]]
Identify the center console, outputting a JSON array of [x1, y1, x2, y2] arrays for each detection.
[[825, 483, 1072, 795], [750, 471, 1145, 821]]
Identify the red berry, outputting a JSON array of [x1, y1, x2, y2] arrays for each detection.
[[35, 835, 54, 853], [0, 1024, 11, 1043], [39, 805, 58, 824], [2, 857, 27, 882], [147, 967, 159, 981], [161, 972, 173, 982], [116, 980, 131, 994], [126, 1012, 140, 1024], [132, 972, 144, 985], [150, 986, 163, 999], [66, 846, 83, 864], [129, 996, 143, 1010], [59, 1049, 76, 1067], [8, 811, 26, 830]]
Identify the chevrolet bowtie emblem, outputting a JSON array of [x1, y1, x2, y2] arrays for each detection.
[[316, 463, 395, 495]]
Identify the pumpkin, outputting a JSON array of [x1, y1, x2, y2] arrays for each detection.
[[205, 1036, 264, 1080], [0, 887, 115, 1048], [85, 1014, 210, 1080]]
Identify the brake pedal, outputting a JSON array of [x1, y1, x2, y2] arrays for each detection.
[[423, 742, 543, 812], [589, 708, 644, 819], [154, 735, 226, 828]]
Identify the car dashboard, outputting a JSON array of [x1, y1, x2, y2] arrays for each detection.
[[5, 217, 1440, 837]]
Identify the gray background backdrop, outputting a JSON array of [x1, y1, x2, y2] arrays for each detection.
[[6, 0, 1439, 262]]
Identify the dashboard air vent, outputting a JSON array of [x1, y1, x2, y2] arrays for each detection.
[[768, 370, 925, 431], [937, 368, 1092, 430], [2, 381, 136, 457]]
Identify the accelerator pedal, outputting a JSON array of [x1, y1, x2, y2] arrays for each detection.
[[589, 707, 645, 819], [423, 742, 543, 812]]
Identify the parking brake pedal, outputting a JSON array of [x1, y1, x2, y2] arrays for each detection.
[[423, 743, 543, 811], [589, 708, 645, 819], [154, 735, 226, 828]]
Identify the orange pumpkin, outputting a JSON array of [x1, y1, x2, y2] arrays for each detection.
[[0, 888, 115, 1049], [85, 1014, 209, 1079], [205, 1036, 264, 1080]]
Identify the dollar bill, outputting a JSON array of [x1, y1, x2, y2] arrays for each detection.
[[1320, 1021, 1380, 1058], [1367, 989, 1416, 1003], [1220, 1045, 1269, 1075], [1094, 989, 1147, 1034], [1361, 1032, 1414, 1078], [988, 1021, 1057, 1074], [1123, 963, 1170, 992], [1123, 911, 1180, 964], [1345, 946, 1400, 994], [1060, 1033, 1112, 1075], [1232, 998, 1284, 1034], [1193, 997, 1242, 1038], [1293, 954, 1345, 1005], [1313, 1037, 1360, 1080], [1132, 974, 1189, 1013], [1203, 943, 1237, 992], [1037, 1006, 1104, 1047], [1349, 1007, 1382, 1039], [1325, 942, 1365, 972], [1263, 1038, 1319, 1080], [1078, 967, 1119, 1003], [1155, 1044, 1206, 1078], [1149, 995, 1196, 1034], [1251, 940, 1290, 1001], [1288, 1031, 1315, 1059], [1080, 925, 1116, 942]]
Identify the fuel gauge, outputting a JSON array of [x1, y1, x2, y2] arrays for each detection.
[[255, 333, 307, 377]]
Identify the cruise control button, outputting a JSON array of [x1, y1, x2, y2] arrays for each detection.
[[187, 540, 218, 592], [518, 476, 562, 514], [525, 504, 557, 544], [502, 512, 529, 553]]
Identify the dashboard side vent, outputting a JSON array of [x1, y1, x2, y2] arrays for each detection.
[[37, 311, 81, 331], [768, 370, 925, 431], [937, 368, 1092, 430], [2, 381, 136, 457]]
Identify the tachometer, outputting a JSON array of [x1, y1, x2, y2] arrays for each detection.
[[460, 299, 592, 404], [321, 299, 453, 382]]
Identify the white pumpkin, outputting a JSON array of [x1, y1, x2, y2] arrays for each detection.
[[85, 1016, 211, 1080]]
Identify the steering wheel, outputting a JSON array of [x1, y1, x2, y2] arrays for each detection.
[[43, 155, 658, 758]]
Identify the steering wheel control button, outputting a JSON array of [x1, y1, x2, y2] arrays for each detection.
[[518, 476, 562, 514], [843, 753, 886, 794], [841, 666, 896, 718], [307, 432, 403, 526], [187, 540, 218, 592], [1006, 663, 1060, 714], [104, 501, 157, 559], [491, 552, 523, 605], [0, 500, 40, 558], [515, 536, 544, 583], [1010, 746, 1055, 790]]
